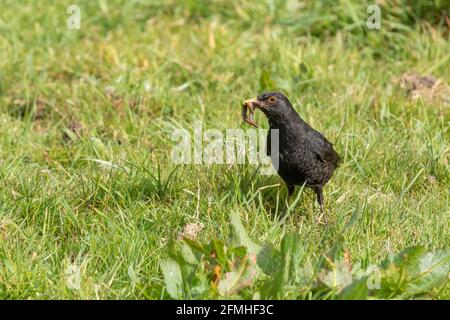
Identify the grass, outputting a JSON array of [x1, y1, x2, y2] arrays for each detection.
[[0, 1, 449, 299]]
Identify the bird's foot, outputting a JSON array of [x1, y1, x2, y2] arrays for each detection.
[[317, 215, 326, 225], [317, 207, 328, 225]]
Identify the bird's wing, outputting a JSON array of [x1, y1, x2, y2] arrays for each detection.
[[304, 128, 341, 166]]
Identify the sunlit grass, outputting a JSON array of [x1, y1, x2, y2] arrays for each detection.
[[0, 1, 448, 299]]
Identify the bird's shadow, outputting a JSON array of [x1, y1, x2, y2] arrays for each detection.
[[222, 165, 313, 221]]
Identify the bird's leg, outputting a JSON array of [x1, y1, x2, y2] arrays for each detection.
[[286, 184, 295, 199], [314, 186, 327, 225]]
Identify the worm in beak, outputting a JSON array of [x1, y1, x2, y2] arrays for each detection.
[[242, 98, 258, 128]]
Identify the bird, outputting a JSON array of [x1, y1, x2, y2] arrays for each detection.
[[242, 92, 341, 223]]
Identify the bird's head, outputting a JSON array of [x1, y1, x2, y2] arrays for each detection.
[[242, 92, 296, 126]]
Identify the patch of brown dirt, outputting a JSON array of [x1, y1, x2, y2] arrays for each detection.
[[177, 222, 204, 240], [397, 72, 450, 103]]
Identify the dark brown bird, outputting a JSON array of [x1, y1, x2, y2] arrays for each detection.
[[242, 92, 341, 223]]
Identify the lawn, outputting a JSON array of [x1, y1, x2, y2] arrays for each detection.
[[0, 1, 448, 299]]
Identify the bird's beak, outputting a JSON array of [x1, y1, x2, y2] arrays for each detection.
[[242, 97, 259, 127]]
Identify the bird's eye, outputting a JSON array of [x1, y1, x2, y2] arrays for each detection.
[[268, 96, 277, 104]]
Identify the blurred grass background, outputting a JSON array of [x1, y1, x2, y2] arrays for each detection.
[[0, 0, 448, 298]]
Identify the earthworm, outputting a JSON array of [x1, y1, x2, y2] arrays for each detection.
[[242, 101, 258, 128]]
